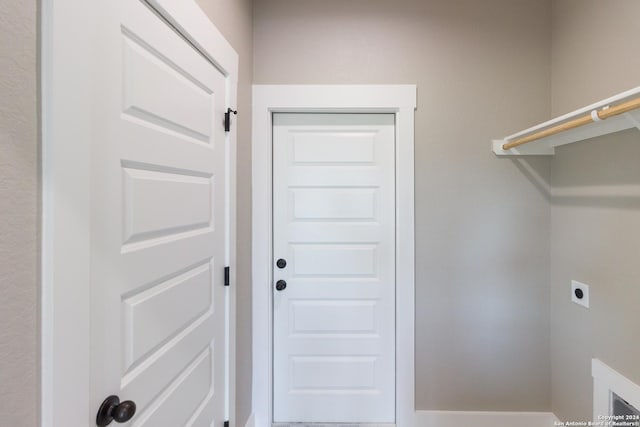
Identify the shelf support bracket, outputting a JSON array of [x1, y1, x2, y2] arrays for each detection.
[[623, 112, 640, 131]]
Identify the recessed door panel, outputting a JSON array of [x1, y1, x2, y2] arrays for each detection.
[[122, 31, 214, 142], [290, 299, 377, 334], [291, 188, 378, 221], [290, 356, 377, 391], [131, 348, 213, 427], [291, 244, 378, 277], [123, 261, 213, 369], [291, 132, 376, 164], [122, 167, 213, 243]]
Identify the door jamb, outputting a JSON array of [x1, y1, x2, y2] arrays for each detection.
[[41, 1, 238, 426], [251, 85, 417, 426]]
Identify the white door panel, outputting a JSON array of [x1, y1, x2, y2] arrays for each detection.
[[121, 168, 213, 243], [290, 188, 378, 220], [122, 34, 214, 142], [273, 113, 396, 423], [90, 1, 227, 426]]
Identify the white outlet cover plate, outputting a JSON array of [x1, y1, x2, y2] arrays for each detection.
[[572, 280, 590, 308]]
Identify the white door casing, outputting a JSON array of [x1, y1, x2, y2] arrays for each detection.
[[252, 85, 416, 427], [41, 1, 238, 426], [272, 114, 396, 423]]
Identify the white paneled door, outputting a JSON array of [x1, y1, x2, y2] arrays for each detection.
[[273, 114, 396, 423], [90, 1, 228, 426]]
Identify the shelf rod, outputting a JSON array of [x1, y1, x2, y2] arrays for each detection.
[[502, 97, 640, 150]]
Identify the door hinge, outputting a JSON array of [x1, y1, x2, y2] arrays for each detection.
[[224, 421, 229, 427], [224, 108, 237, 132], [224, 266, 230, 287]]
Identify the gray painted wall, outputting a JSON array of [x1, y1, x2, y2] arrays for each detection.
[[253, 0, 553, 411], [550, 0, 640, 422], [0, 0, 39, 425], [194, 1, 254, 424]]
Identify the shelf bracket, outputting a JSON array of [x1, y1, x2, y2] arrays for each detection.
[[623, 111, 640, 131]]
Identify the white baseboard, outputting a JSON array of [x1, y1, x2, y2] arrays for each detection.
[[244, 413, 255, 427], [253, 411, 558, 427], [414, 410, 558, 427]]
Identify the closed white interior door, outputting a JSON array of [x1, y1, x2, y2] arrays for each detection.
[[89, 1, 228, 425], [273, 113, 396, 423]]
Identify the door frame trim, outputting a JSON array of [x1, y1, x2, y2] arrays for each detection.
[[251, 85, 417, 426], [41, 1, 238, 426]]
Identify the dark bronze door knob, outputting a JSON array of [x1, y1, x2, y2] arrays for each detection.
[[96, 395, 136, 426], [275, 280, 287, 291]]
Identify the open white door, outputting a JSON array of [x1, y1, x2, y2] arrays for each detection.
[[272, 113, 396, 423], [43, 1, 237, 426], [90, 1, 229, 425]]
